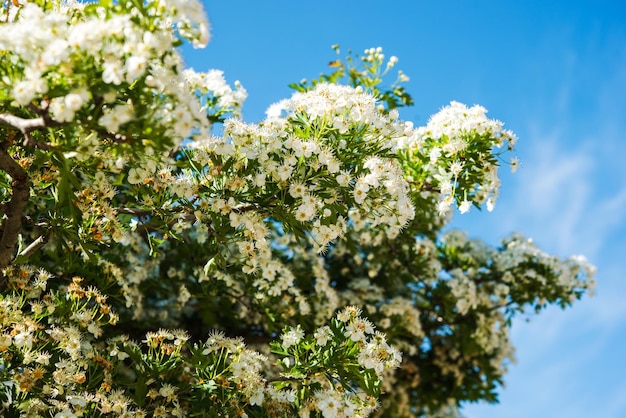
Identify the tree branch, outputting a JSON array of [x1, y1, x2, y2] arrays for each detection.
[[118, 206, 186, 217], [135, 213, 197, 234], [118, 203, 261, 219], [17, 234, 49, 260], [0, 143, 31, 271], [0, 113, 47, 132], [265, 375, 304, 383], [0, 112, 62, 150]]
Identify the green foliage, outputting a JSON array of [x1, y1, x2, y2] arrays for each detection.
[[290, 45, 414, 112]]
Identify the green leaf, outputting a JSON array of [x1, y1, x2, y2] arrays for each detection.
[[134, 375, 148, 406]]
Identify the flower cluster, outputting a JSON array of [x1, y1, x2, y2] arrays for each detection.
[[184, 69, 248, 120], [399, 101, 518, 216], [269, 306, 401, 417], [0, 0, 216, 156], [191, 83, 416, 254], [0, 269, 127, 418]]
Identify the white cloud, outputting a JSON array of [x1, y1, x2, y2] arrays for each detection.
[[464, 302, 626, 418], [506, 133, 593, 256], [459, 44, 626, 418]]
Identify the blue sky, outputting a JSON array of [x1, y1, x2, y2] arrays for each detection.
[[188, 1, 626, 416]]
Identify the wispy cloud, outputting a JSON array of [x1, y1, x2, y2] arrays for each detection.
[[505, 133, 593, 256], [462, 31, 626, 418]]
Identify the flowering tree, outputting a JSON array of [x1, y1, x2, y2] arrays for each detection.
[[0, 1, 596, 417]]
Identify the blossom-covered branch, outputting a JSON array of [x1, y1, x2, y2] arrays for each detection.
[[0, 1, 595, 417]]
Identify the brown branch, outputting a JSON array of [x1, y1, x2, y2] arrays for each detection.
[[265, 375, 304, 383], [118, 203, 262, 219], [117, 207, 154, 217], [117, 206, 186, 217], [0, 143, 31, 271], [117, 206, 196, 234], [0, 113, 46, 132], [232, 203, 259, 214], [136, 213, 197, 235], [0, 113, 58, 150]]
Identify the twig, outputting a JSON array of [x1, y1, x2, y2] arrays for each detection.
[[23, 131, 52, 150], [118, 206, 186, 217], [265, 375, 304, 383], [0, 113, 47, 132], [0, 113, 58, 150], [232, 203, 258, 214], [117, 207, 154, 217], [135, 213, 197, 234], [17, 234, 48, 260]]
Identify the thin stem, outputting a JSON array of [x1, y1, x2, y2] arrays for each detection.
[[18, 234, 49, 260], [118, 206, 186, 217], [265, 375, 304, 383]]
